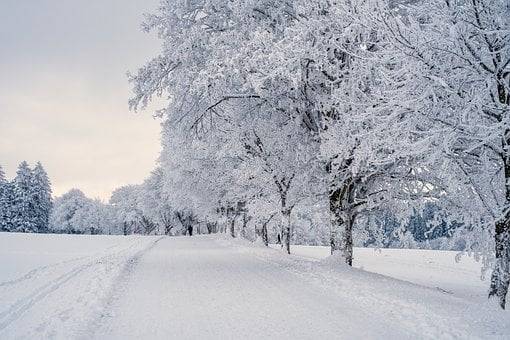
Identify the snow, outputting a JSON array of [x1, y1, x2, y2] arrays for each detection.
[[1, 233, 509, 339], [0, 232, 161, 339], [272, 245, 487, 300]]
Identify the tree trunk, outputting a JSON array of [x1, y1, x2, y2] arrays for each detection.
[[230, 217, 236, 238], [487, 69, 510, 308], [282, 210, 291, 254], [329, 178, 355, 265], [342, 212, 354, 266], [261, 223, 269, 246], [489, 217, 510, 309], [165, 224, 173, 236], [488, 131, 510, 309], [260, 213, 275, 247], [285, 225, 291, 254], [329, 187, 343, 255], [489, 147, 510, 308], [241, 212, 249, 239]]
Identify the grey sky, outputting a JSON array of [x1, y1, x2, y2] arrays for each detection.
[[0, 0, 163, 200]]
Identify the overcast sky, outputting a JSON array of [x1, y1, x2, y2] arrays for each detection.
[[0, 0, 163, 200]]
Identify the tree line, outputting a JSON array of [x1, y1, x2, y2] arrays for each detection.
[[0, 162, 219, 236], [2, 159, 451, 248], [49, 168, 218, 236]]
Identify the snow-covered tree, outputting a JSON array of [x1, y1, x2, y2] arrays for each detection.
[[370, 0, 510, 309], [0, 181, 16, 232], [71, 198, 118, 235], [12, 161, 37, 232], [0, 165, 5, 186], [50, 189, 119, 235], [0, 165, 12, 232], [130, 0, 324, 251], [139, 167, 176, 235], [1, 162, 54, 234], [110, 185, 158, 235], [240, 117, 320, 253], [50, 189, 90, 233], [31, 162, 52, 232]]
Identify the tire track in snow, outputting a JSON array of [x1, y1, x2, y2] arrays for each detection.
[[83, 236, 164, 339], [0, 260, 97, 331], [0, 237, 161, 336], [0, 243, 127, 288], [0, 256, 89, 288]]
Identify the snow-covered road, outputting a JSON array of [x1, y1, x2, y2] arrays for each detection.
[[1, 233, 509, 339], [95, 236, 510, 340], [96, 236, 396, 339]]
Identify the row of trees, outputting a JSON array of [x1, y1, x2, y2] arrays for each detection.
[[49, 169, 209, 236], [49, 189, 120, 235], [0, 162, 210, 237], [0, 162, 52, 233], [109, 168, 220, 236], [127, 0, 509, 308]]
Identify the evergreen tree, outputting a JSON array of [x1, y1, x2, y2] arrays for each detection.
[[0, 165, 8, 231], [0, 165, 5, 183], [0, 181, 16, 232], [31, 162, 52, 233], [12, 161, 37, 232], [0, 165, 16, 232]]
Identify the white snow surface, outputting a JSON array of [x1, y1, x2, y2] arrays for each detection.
[[0, 233, 162, 339], [271, 244, 488, 300], [1, 233, 509, 339]]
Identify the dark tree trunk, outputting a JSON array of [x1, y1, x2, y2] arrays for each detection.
[[489, 145, 510, 309], [282, 210, 291, 254], [486, 49, 510, 308], [164, 224, 173, 236], [140, 216, 157, 235], [285, 226, 291, 254], [206, 222, 216, 234], [329, 187, 343, 255], [262, 223, 269, 246], [230, 217, 236, 238], [489, 218, 510, 309], [342, 212, 354, 266], [241, 212, 250, 239], [329, 174, 355, 265], [259, 213, 275, 247]]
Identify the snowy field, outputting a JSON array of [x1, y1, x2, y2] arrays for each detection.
[[1, 233, 509, 339], [0, 233, 162, 339]]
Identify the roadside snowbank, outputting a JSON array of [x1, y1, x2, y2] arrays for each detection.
[[270, 244, 487, 299]]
